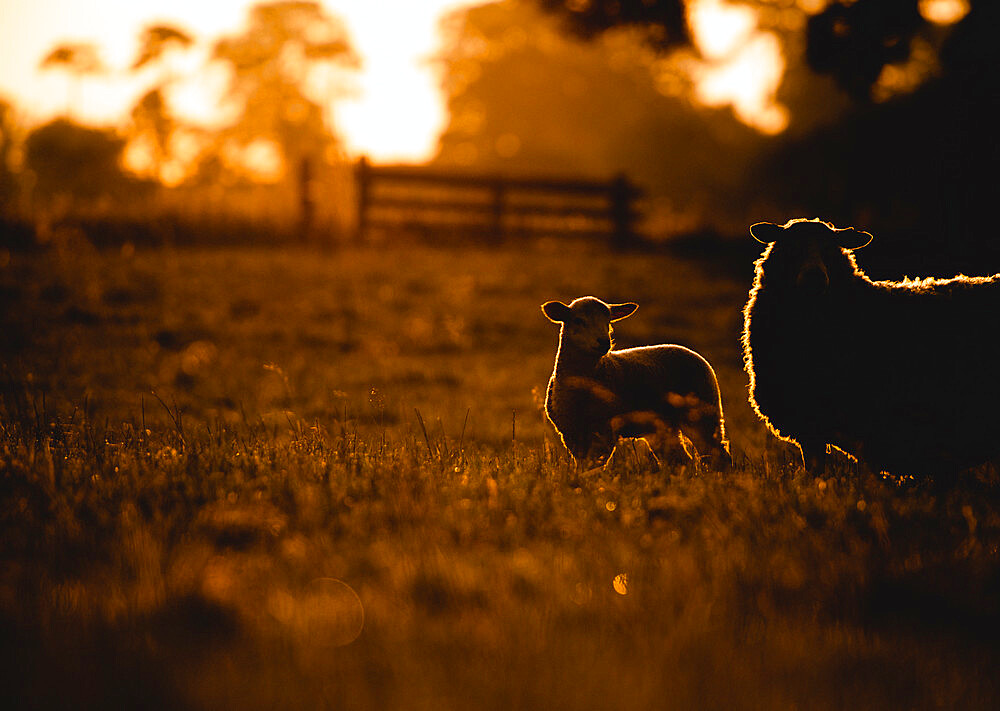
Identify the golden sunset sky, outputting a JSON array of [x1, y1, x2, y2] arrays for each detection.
[[1, 1, 963, 163]]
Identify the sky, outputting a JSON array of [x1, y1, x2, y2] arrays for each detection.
[[0, 0, 479, 162], [20, 0, 968, 167], [0, 1, 973, 164]]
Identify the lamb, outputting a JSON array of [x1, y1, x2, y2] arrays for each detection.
[[742, 217, 1000, 476], [542, 296, 731, 471]]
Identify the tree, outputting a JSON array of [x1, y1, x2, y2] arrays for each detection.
[[127, 89, 176, 182], [535, 0, 976, 102], [530, 0, 995, 255], [126, 25, 196, 184], [24, 119, 151, 208], [0, 98, 22, 213], [207, 1, 361, 239], [756, 1, 1000, 273], [535, 0, 689, 49], [434, 0, 765, 228], [806, 0, 930, 101], [211, 1, 360, 178], [132, 24, 194, 71], [39, 42, 105, 117], [519, 1, 849, 140]]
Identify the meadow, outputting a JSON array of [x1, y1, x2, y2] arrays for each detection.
[[1, 233, 999, 709]]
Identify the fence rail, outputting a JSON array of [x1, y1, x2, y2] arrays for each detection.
[[354, 158, 642, 249]]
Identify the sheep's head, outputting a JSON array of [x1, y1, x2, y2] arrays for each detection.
[[750, 218, 872, 297], [542, 296, 637, 356]]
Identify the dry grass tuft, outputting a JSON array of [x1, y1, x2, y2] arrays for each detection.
[[1, 239, 998, 709]]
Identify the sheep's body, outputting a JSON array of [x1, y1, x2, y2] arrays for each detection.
[[743, 218, 1000, 476], [543, 296, 730, 469]]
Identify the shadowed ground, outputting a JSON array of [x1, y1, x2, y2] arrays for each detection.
[[1, 238, 998, 709]]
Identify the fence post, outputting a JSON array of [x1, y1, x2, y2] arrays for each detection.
[[491, 179, 505, 243], [610, 173, 638, 250], [355, 156, 370, 244], [298, 156, 314, 244]]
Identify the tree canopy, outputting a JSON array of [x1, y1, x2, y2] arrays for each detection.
[[25, 119, 151, 204], [535, 0, 979, 101], [132, 25, 194, 71], [39, 42, 106, 116], [434, 0, 766, 229], [535, 0, 689, 48], [40, 43, 104, 75], [211, 1, 360, 172]]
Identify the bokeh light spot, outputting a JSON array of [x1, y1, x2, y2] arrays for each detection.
[[613, 573, 629, 595], [919, 0, 970, 25]]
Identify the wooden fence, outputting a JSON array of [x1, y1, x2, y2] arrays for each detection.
[[354, 157, 643, 249]]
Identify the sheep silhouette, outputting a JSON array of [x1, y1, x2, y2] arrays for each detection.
[[742, 217, 1000, 476], [543, 296, 731, 471]]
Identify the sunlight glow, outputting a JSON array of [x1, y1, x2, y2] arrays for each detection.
[[795, 0, 828, 14], [332, 1, 479, 163], [3, 1, 251, 124], [2, 0, 803, 169], [236, 139, 285, 183], [122, 138, 156, 176], [919, 0, 970, 25], [613, 573, 629, 595], [688, 0, 789, 134], [872, 35, 940, 103], [689, 0, 757, 61], [0, 0, 480, 165]]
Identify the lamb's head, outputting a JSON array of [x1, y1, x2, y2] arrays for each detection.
[[542, 296, 638, 356], [750, 218, 872, 297]]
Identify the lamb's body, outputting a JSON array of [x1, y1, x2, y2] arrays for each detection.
[[543, 296, 730, 469], [743, 218, 1000, 476]]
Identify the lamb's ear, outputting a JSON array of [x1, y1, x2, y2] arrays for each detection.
[[542, 301, 572, 323], [835, 227, 873, 250], [749, 222, 783, 244], [609, 302, 638, 322]]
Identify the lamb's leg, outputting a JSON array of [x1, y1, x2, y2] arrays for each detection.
[[685, 416, 732, 472], [645, 428, 695, 471], [604, 437, 660, 475]]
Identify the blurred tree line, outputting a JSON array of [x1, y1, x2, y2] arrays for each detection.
[[0, 1, 358, 245], [435, 0, 996, 273], [433, 0, 767, 236], [0, 0, 994, 271]]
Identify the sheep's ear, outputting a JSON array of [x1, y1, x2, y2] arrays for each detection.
[[609, 303, 638, 322], [749, 222, 783, 244], [835, 227, 873, 250], [542, 301, 572, 323]]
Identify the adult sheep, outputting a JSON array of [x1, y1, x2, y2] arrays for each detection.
[[542, 296, 731, 471], [742, 217, 1000, 476]]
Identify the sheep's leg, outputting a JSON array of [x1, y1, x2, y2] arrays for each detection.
[[634, 438, 663, 470], [799, 440, 827, 474], [615, 437, 662, 470], [559, 429, 603, 470], [708, 445, 733, 472], [576, 430, 614, 471], [677, 430, 698, 462]]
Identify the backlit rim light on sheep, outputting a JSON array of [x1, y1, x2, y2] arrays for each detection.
[[542, 296, 731, 472], [742, 217, 1000, 476]]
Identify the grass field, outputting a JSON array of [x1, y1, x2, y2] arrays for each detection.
[[2, 236, 999, 709]]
